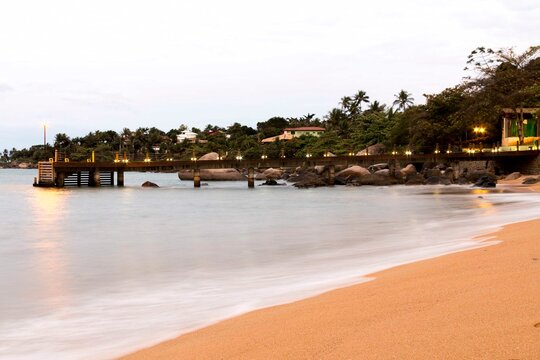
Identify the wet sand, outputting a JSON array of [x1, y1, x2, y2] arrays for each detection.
[[122, 181, 540, 359]]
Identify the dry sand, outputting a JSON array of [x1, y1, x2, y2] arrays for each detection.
[[122, 182, 540, 360]]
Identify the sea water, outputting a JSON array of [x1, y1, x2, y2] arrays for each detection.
[[1, 169, 540, 359]]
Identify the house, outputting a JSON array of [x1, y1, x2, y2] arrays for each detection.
[[501, 108, 539, 148], [177, 130, 198, 143], [261, 127, 325, 143]]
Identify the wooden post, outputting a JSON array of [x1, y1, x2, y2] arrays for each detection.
[[117, 170, 124, 187], [56, 172, 65, 187], [327, 165, 335, 185], [193, 168, 201, 188], [88, 170, 95, 187], [248, 167, 255, 188]]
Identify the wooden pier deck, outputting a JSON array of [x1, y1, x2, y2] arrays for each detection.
[[34, 150, 539, 188]]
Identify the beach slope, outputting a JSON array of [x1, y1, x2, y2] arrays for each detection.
[[122, 219, 540, 359]]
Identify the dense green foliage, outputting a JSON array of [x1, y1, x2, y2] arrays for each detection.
[[4, 46, 539, 163]]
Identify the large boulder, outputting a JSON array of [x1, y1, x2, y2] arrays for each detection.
[[178, 168, 245, 181], [256, 167, 283, 180], [505, 172, 521, 180], [356, 174, 399, 186], [368, 163, 388, 173], [466, 171, 496, 184], [259, 179, 286, 186], [292, 172, 327, 188], [198, 152, 220, 161], [374, 169, 390, 176], [400, 164, 417, 177], [336, 165, 370, 178], [356, 143, 386, 156], [405, 174, 425, 185], [473, 175, 497, 188], [425, 176, 452, 185], [522, 177, 540, 185]]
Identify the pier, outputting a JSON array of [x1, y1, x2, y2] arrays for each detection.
[[34, 150, 540, 188]]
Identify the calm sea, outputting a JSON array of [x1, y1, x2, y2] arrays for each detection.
[[1, 169, 540, 359]]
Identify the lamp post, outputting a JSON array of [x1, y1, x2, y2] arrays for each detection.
[[43, 122, 47, 147]]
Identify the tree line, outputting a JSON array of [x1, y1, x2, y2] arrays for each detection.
[[3, 46, 539, 163]]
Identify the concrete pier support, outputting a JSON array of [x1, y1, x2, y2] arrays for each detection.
[[248, 167, 255, 188], [77, 172, 82, 187], [117, 170, 124, 187], [327, 165, 335, 185], [56, 172, 65, 187], [193, 169, 201, 188]]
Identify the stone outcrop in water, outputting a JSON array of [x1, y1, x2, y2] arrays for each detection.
[[178, 152, 244, 181], [142, 181, 159, 187]]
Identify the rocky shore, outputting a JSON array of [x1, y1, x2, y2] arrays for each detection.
[[179, 152, 513, 188]]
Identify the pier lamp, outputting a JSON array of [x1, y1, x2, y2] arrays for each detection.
[[348, 149, 355, 156], [405, 149, 412, 156], [446, 144, 452, 154], [261, 153, 268, 160], [305, 152, 312, 158], [434, 143, 440, 154], [235, 151, 243, 161], [473, 126, 486, 137], [391, 145, 397, 155], [280, 149, 286, 159]]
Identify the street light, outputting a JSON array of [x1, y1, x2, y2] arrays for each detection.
[[473, 126, 486, 136], [42, 122, 47, 147]]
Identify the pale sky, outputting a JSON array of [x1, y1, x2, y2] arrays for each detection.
[[0, 0, 538, 149]]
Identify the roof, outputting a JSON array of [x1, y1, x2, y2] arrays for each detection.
[[261, 133, 294, 143], [501, 108, 539, 114], [283, 127, 325, 131]]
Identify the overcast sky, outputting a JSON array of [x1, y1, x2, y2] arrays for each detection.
[[0, 0, 538, 149]]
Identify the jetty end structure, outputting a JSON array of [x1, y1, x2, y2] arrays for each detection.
[[34, 148, 540, 189]]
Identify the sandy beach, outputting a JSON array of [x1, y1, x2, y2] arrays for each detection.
[[122, 182, 540, 360]]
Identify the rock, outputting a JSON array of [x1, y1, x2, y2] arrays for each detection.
[[505, 172, 521, 180], [466, 171, 496, 184], [522, 177, 540, 185], [292, 172, 327, 188], [336, 165, 370, 178], [314, 165, 326, 175], [178, 168, 245, 181], [405, 174, 425, 185], [356, 143, 386, 156], [256, 167, 283, 180], [473, 175, 497, 188], [259, 179, 286, 186], [368, 163, 388, 173], [424, 168, 441, 177], [357, 174, 399, 186], [374, 169, 390, 176], [142, 181, 159, 187], [442, 167, 454, 180], [198, 152, 220, 161], [400, 164, 417, 177], [18, 162, 29, 169]]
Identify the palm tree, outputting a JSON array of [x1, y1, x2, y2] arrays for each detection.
[[352, 90, 370, 112], [340, 96, 352, 112], [367, 100, 385, 113], [393, 90, 414, 111]]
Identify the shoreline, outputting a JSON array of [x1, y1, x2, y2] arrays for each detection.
[[121, 180, 540, 359]]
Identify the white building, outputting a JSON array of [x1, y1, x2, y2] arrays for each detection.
[[177, 130, 198, 143]]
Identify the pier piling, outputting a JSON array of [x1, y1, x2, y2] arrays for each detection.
[[248, 167, 255, 188], [117, 170, 124, 187], [193, 169, 201, 188]]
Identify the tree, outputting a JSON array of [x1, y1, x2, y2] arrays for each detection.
[[393, 90, 414, 111], [464, 46, 540, 143]]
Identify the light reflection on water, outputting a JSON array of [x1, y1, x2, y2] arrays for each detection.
[[1, 169, 540, 360]]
